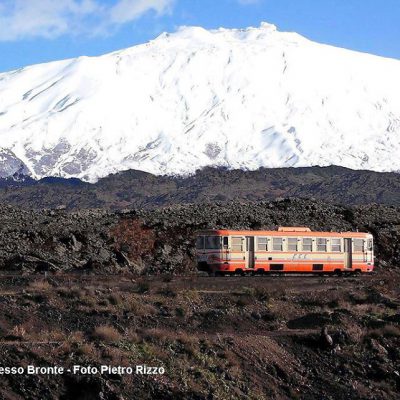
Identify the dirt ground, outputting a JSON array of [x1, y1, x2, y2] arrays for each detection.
[[0, 270, 399, 399]]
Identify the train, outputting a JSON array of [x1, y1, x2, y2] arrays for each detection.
[[196, 227, 374, 275]]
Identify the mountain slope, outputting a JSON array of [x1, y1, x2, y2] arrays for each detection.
[[0, 22, 400, 181]]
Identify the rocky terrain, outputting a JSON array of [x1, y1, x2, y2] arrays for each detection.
[[1, 166, 400, 210], [0, 198, 399, 399]]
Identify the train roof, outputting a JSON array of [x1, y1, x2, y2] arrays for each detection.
[[196, 228, 372, 238]]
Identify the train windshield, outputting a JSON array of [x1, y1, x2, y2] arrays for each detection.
[[205, 236, 221, 249]]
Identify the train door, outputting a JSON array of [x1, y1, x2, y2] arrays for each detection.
[[344, 238, 353, 269], [245, 236, 255, 269]]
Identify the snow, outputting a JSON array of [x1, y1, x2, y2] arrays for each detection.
[[0, 22, 399, 182]]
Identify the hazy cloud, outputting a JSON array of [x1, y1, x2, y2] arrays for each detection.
[[110, 0, 173, 24], [0, 0, 174, 41]]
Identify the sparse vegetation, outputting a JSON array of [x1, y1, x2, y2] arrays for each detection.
[[0, 272, 398, 399]]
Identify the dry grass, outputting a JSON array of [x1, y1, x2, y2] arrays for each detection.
[[140, 328, 170, 344], [343, 323, 364, 343], [57, 286, 85, 299], [9, 325, 27, 340], [67, 331, 85, 344], [182, 289, 200, 302], [76, 342, 98, 358], [40, 329, 66, 342], [126, 329, 140, 343], [176, 332, 197, 357], [92, 325, 121, 343], [123, 296, 157, 316]]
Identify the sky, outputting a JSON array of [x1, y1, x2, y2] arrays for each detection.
[[0, 0, 399, 73]]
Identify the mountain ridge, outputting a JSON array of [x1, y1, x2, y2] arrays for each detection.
[[1, 166, 400, 210]]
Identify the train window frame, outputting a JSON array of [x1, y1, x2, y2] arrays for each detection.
[[257, 237, 268, 251], [196, 236, 205, 250], [317, 238, 327, 252], [354, 239, 364, 252], [288, 237, 298, 251], [272, 237, 283, 251], [205, 236, 221, 250], [231, 237, 243, 252], [331, 238, 341, 252], [302, 238, 312, 252]]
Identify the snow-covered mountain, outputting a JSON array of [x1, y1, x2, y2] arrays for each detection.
[[0, 22, 400, 182]]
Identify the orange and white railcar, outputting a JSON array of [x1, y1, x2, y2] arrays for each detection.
[[196, 227, 374, 275]]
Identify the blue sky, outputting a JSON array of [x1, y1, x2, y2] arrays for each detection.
[[0, 0, 399, 73]]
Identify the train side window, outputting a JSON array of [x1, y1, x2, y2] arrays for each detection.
[[232, 237, 243, 251], [317, 238, 327, 252], [288, 237, 298, 251], [257, 237, 268, 251], [302, 238, 312, 252], [205, 236, 221, 249], [272, 237, 283, 251], [368, 239, 373, 251], [223, 237, 229, 248], [354, 239, 364, 252], [196, 236, 205, 250], [331, 238, 341, 252]]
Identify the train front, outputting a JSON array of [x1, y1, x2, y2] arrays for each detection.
[[196, 231, 229, 274]]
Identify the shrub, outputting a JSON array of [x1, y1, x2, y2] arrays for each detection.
[[110, 218, 156, 265]]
